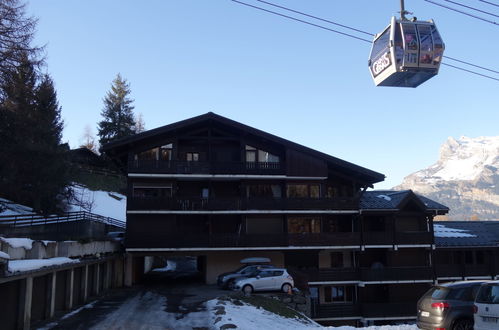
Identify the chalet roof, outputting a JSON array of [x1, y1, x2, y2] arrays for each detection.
[[360, 190, 449, 214], [101, 112, 385, 185], [434, 221, 499, 247]]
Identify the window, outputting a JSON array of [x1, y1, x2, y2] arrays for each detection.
[[135, 143, 173, 161], [246, 185, 281, 198], [133, 185, 173, 198], [186, 152, 199, 162], [287, 184, 320, 198], [287, 217, 321, 234], [245, 145, 279, 163], [159, 143, 173, 161], [324, 286, 354, 303]]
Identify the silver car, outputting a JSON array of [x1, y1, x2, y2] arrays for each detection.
[[417, 281, 488, 330], [232, 268, 294, 294]]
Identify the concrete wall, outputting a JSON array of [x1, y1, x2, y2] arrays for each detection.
[[205, 251, 285, 284]]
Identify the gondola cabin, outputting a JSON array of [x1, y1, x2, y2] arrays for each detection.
[[368, 17, 444, 87]]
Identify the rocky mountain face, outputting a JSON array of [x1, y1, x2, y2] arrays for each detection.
[[395, 136, 499, 220]]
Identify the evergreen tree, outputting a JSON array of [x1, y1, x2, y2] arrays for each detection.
[[0, 0, 43, 91], [0, 59, 69, 213], [98, 74, 136, 146]]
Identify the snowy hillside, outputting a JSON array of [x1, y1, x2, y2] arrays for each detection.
[[67, 184, 126, 221], [396, 136, 499, 220], [1, 185, 126, 222]]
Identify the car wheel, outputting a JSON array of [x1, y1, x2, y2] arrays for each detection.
[[242, 285, 253, 295], [452, 318, 473, 330], [282, 283, 292, 293]]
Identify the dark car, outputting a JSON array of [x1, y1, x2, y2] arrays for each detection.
[[417, 280, 489, 330], [217, 264, 274, 289]]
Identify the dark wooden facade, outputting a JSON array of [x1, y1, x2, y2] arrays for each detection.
[[103, 113, 449, 325]]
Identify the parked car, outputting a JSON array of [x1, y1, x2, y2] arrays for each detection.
[[417, 280, 488, 330], [474, 281, 499, 330], [217, 264, 274, 289], [232, 268, 294, 294]]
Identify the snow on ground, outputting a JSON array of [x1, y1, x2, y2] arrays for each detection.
[[0, 237, 34, 249], [151, 260, 177, 272], [8, 257, 79, 273], [209, 297, 321, 329], [68, 184, 126, 222], [36, 301, 97, 330], [434, 224, 476, 238]]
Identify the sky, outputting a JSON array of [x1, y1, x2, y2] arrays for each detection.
[[26, 0, 499, 189]]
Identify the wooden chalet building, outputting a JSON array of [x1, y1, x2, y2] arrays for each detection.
[[102, 112, 449, 325]]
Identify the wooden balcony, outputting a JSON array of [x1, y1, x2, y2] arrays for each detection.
[[128, 159, 285, 175], [305, 268, 361, 282], [360, 266, 433, 282], [363, 231, 432, 245], [436, 264, 493, 278], [125, 232, 360, 249], [361, 302, 416, 318], [127, 196, 358, 211], [311, 303, 360, 319]]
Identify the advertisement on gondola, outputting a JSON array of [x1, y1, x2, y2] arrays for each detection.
[[371, 52, 391, 77]]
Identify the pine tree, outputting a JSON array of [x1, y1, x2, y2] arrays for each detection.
[[0, 0, 43, 90], [98, 74, 136, 146], [0, 60, 69, 213]]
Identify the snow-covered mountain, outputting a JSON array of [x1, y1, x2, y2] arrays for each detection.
[[395, 136, 499, 220]]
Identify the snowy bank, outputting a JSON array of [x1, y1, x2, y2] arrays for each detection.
[[8, 257, 79, 273], [68, 184, 126, 221]]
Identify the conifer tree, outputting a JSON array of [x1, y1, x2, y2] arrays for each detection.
[[98, 74, 136, 146], [0, 59, 69, 213]]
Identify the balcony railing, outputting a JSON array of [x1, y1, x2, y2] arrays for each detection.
[[311, 303, 360, 319], [436, 264, 493, 278], [125, 232, 360, 249], [360, 266, 433, 281], [128, 196, 358, 211], [128, 159, 285, 175], [305, 268, 361, 282], [363, 231, 432, 245], [361, 302, 416, 318]]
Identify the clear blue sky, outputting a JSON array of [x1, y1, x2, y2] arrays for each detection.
[[27, 0, 499, 189]]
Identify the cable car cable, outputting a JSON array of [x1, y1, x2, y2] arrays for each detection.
[[423, 0, 499, 26], [441, 63, 499, 81], [443, 55, 499, 75], [254, 0, 374, 36], [478, 0, 499, 9], [441, 0, 499, 18], [231, 0, 373, 43], [231, 0, 499, 82]]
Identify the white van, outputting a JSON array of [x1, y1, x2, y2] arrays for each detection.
[[474, 281, 499, 330]]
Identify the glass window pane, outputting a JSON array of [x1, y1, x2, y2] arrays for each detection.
[[245, 145, 256, 150], [310, 185, 320, 198], [246, 150, 256, 162], [287, 184, 308, 198]]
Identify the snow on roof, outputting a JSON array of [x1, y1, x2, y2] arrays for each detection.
[[0, 237, 34, 249], [0, 251, 10, 259], [434, 224, 476, 238], [376, 194, 392, 201], [0, 197, 35, 216], [8, 257, 79, 273]]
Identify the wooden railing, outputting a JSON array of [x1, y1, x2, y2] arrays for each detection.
[[363, 231, 432, 245], [0, 211, 125, 229], [360, 266, 433, 281], [125, 232, 360, 249], [127, 196, 358, 211], [128, 159, 285, 175], [311, 303, 361, 319], [361, 302, 416, 318], [436, 264, 493, 278]]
